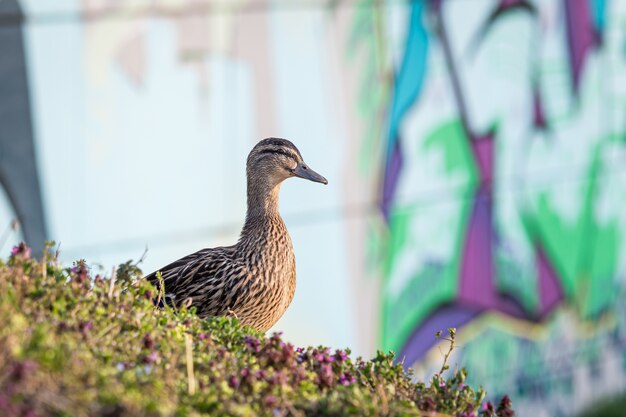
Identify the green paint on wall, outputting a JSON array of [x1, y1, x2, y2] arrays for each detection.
[[381, 120, 478, 352]]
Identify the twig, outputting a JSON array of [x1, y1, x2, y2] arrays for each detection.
[[285, 402, 304, 417], [155, 272, 165, 309], [374, 376, 389, 415], [41, 244, 47, 281], [435, 328, 456, 380], [55, 242, 61, 260], [227, 308, 239, 319], [95, 323, 118, 340], [135, 245, 148, 266], [108, 266, 117, 299], [185, 333, 196, 395]]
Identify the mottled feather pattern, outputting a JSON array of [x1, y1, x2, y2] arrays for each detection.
[[145, 213, 295, 330], [144, 138, 323, 331]]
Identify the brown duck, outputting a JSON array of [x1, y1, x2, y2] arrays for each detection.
[[145, 138, 327, 331]]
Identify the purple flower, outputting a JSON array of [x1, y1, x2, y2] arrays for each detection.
[[10, 360, 37, 382], [338, 372, 356, 386], [264, 395, 277, 408], [312, 348, 334, 363], [267, 348, 282, 365], [22, 407, 37, 417], [293, 366, 307, 383], [142, 351, 158, 364], [497, 395, 515, 417], [70, 261, 90, 283], [228, 374, 240, 388], [498, 395, 512, 409], [198, 333, 207, 340], [240, 368, 255, 385], [418, 397, 436, 412], [244, 336, 261, 353], [334, 349, 348, 362], [269, 371, 288, 386], [281, 343, 295, 361], [316, 363, 334, 387], [79, 321, 93, 333], [482, 401, 495, 415], [10, 242, 31, 259]]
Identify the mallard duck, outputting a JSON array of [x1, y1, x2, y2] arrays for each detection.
[[145, 138, 327, 331]]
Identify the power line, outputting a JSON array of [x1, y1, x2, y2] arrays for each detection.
[[58, 161, 626, 260]]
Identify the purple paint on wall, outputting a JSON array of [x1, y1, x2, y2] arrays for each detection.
[[472, 133, 495, 185], [564, 0, 595, 95], [389, 0, 565, 364], [382, 139, 403, 221], [459, 186, 495, 308], [536, 245, 564, 316], [458, 134, 495, 307], [399, 305, 480, 366], [455, 131, 529, 319]]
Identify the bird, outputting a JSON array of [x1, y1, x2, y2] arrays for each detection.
[[145, 138, 328, 331]]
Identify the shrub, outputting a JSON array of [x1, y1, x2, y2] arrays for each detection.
[[0, 242, 514, 416]]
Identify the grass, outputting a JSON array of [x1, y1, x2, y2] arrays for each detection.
[[0, 242, 514, 417]]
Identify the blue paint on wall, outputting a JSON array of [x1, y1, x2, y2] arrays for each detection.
[[386, 1, 429, 160]]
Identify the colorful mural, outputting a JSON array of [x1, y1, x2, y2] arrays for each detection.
[[368, 0, 626, 415]]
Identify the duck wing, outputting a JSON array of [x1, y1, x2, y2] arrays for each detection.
[[144, 246, 242, 316], [145, 247, 212, 286]]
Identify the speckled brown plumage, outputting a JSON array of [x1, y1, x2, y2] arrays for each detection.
[[145, 138, 327, 331]]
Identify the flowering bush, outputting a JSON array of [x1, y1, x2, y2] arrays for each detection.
[[0, 242, 515, 416]]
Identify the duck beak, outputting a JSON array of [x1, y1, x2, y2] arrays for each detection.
[[294, 162, 328, 185]]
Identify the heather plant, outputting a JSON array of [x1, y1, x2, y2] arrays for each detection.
[[0, 242, 515, 417]]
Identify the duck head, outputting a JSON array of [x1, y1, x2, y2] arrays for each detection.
[[246, 138, 328, 187]]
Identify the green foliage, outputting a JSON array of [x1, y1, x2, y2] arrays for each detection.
[[0, 242, 515, 416], [578, 396, 626, 417]]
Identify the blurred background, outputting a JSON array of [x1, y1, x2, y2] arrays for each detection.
[[1, 0, 625, 415]]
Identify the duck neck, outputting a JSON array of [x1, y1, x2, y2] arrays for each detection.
[[240, 179, 283, 239]]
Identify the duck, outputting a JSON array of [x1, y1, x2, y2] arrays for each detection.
[[145, 138, 328, 331]]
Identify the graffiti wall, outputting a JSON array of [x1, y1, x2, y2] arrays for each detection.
[[371, 1, 626, 415], [0, 1, 625, 415]]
